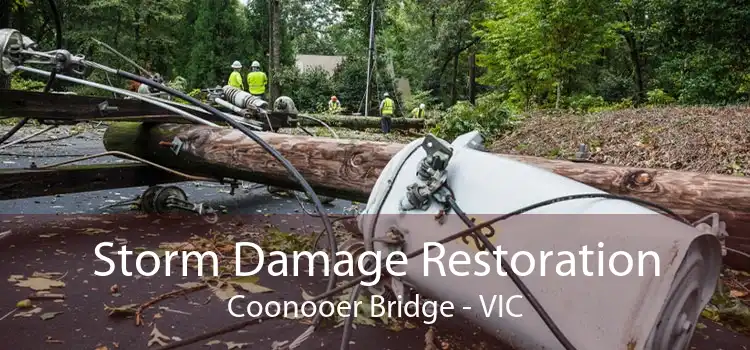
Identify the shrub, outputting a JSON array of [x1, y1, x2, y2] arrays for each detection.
[[430, 92, 516, 141], [568, 94, 607, 113], [646, 88, 676, 106]]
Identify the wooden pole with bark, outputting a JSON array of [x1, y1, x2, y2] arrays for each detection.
[[300, 115, 433, 131], [103, 122, 750, 266]]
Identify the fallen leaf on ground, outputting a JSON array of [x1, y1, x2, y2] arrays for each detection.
[[94, 346, 108, 350], [148, 326, 171, 347], [158, 306, 191, 315], [159, 242, 195, 250], [300, 288, 314, 301], [211, 283, 237, 301], [104, 303, 138, 317], [14, 307, 42, 318], [16, 299, 32, 308], [29, 292, 65, 300], [225, 342, 248, 349], [45, 336, 63, 344], [730, 290, 748, 298], [110, 284, 119, 294], [32, 271, 64, 279], [230, 276, 273, 294], [176, 282, 204, 290], [15, 277, 65, 291], [7, 274, 24, 282], [40, 311, 63, 320], [205, 340, 221, 346], [270, 341, 289, 350], [79, 228, 112, 235]]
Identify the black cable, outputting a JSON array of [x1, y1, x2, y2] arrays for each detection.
[[118, 71, 339, 329], [339, 277, 365, 350], [447, 192, 574, 349], [1, 0, 63, 145]]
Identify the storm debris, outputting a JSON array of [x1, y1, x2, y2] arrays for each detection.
[[148, 326, 171, 347]]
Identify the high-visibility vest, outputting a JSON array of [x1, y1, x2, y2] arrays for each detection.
[[227, 71, 243, 90], [411, 107, 424, 118], [381, 98, 394, 115], [246, 71, 268, 95]]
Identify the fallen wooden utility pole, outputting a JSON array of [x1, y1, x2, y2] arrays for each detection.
[[300, 114, 433, 131], [104, 122, 750, 266]]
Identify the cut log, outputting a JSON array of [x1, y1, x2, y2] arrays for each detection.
[[299, 114, 433, 131], [103, 123, 750, 267]]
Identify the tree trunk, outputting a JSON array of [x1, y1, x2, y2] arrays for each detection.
[[468, 49, 476, 105], [450, 52, 459, 105], [103, 122, 750, 269], [298, 115, 433, 131], [103, 122, 750, 246], [0, 0, 11, 90], [621, 13, 645, 106]]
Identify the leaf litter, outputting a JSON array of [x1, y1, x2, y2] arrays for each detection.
[[14, 276, 65, 291], [40, 311, 63, 320], [148, 326, 171, 347]]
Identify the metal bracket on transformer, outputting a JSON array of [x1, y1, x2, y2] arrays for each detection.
[[399, 134, 454, 212], [169, 137, 183, 155], [692, 213, 729, 256]]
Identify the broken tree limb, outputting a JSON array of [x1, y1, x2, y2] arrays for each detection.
[[299, 114, 434, 131], [103, 122, 750, 266]]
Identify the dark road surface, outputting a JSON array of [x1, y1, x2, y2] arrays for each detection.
[[1, 125, 749, 350]]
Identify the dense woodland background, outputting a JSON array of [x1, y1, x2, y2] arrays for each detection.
[[2, 0, 750, 139]]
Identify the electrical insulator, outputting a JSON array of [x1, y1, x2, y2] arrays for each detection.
[[222, 85, 268, 110]]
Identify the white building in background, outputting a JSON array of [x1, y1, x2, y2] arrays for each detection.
[[295, 55, 345, 76]]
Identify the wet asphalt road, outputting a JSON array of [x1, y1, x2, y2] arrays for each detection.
[[0, 125, 748, 350]]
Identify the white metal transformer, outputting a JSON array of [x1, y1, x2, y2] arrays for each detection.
[[358, 131, 722, 350]]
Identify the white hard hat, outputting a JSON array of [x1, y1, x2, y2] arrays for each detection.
[[383, 92, 389, 97], [231, 61, 242, 69], [251, 61, 261, 68], [420, 103, 425, 109]]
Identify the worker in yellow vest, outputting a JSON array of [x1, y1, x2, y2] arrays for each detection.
[[410, 103, 426, 118], [227, 61, 244, 90], [379, 92, 394, 133], [328, 96, 342, 113], [246, 61, 268, 99]]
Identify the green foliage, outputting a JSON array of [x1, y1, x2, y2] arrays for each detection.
[[404, 89, 440, 117], [330, 57, 367, 113], [11, 0, 29, 11], [477, 0, 617, 110], [430, 93, 515, 141], [10, 74, 46, 91], [646, 89, 675, 106], [277, 66, 335, 113], [568, 95, 607, 113], [167, 76, 188, 92], [7, 0, 750, 121]]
